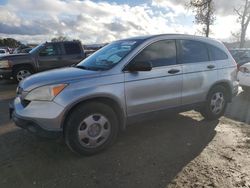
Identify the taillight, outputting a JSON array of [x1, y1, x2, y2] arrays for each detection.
[[239, 66, 250, 73], [232, 59, 239, 71]]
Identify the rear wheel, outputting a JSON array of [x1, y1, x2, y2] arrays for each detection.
[[13, 66, 33, 82], [64, 102, 119, 155], [200, 85, 228, 120]]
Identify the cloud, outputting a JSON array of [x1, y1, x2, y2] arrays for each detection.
[[0, 23, 50, 35], [211, 15, 239, 40], [153, 0, 245, 16], [0, 0, 244, 44], [214, 0, 244, 16]]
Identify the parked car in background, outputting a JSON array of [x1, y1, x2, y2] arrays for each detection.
[[0, 41, 85, 82], [13, 46, 33, 54], [237, 62, 250, 92], [229, 48, 250, 69], [0, 48, 9, 56], [10, 34, 238, 155], [19, 47, 33, 54], [83, 43, 108, 57]]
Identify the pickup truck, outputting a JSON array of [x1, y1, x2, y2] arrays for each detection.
[[0, 41, 85, 82]]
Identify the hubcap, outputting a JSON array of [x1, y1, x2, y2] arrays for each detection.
[[16, 70, 31, 81], [78, 114, 111, 148], [88, 123, 101, 137], [210, 92, 225, 115]]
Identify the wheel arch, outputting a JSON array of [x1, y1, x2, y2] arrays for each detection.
[[61, 96, 126, 134], [207, 81, 232, 102], [12, 63, 35, 73]]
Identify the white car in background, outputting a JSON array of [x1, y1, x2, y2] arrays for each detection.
[[0, 49, 9, 56], [238, 62, 250, 92]]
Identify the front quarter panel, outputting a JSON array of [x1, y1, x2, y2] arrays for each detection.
[[8, 55, 35, 68], [54, 73, 126, 119]]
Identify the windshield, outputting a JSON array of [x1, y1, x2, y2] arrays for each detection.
[[29, 43, 44, 54], [77, 40, 142, 71]]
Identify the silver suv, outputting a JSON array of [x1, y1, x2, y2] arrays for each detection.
[[10, 34, 238, 155]]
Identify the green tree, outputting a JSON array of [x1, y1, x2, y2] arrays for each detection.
[[188, 0, 215, 37], [0, 38, 22, 47]]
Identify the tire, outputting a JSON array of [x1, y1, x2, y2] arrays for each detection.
[[64, 102, 119, 155], [13, 66, 33, 82], [200, 85, 228, 120], [242, 86, 250, 93]]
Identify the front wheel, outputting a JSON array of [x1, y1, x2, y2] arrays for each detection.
[[64, 102, 119, 155], [200, 86, 228, 120]]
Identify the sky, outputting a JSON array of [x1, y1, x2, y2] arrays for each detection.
[[0, 0, 245, 44]]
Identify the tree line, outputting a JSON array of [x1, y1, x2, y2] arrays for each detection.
[[0, 38, 22, 48]]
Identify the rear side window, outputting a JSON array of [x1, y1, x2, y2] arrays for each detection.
[[39, 44, 58, 56], [64, 43, 81, 55], [132, 40, 176, 67], [208, 45, 228, 60], [178, 40, 209, 64]]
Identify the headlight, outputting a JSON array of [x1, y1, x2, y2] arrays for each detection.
[[25, 84, 67, 101], [0, 60, 10, 68]]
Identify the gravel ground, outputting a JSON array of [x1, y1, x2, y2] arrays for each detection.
[[0, 79, 249, 188]]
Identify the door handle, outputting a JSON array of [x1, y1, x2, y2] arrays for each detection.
[[207, 65, 215, 69], [168, 69, 180, 74]]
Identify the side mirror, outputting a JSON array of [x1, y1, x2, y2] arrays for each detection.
[[127, 61, 152, 72]]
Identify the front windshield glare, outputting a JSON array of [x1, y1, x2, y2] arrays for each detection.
[[77, 40, 141, 71], [29, 44, 44, 54]]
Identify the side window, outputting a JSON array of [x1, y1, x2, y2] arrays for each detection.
[[208, 45, 228, 60], [64, 43, 81, 55], [179, 40, 209, 64], [132, 40, 176, 67], [39, 44, 57, 56]]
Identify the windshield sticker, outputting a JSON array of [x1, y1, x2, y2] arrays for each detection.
[[121, 41, 137, 46]]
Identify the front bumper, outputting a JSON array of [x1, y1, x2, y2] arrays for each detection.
[[0, 68, 12, 79], [229, 80, 239, 99], [238, 72, 250, 87], [10, 97, 64, 138], [232, 84, 239, 97]]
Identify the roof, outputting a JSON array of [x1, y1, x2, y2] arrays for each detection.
[[118, 34, 220, 44]]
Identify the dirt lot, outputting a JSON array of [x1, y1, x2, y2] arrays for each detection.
[[0, 79, 249, 188]]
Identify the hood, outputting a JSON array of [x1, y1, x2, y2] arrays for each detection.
[[19, 67, 102, 91], [0, 53, 30, 59]]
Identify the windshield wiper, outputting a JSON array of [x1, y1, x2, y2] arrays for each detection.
[[76, 65, 92, 70], [76, 65, 110, 71]]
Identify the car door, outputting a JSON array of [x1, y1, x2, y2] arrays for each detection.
[[60, 42, 84, 67], [124, 39, 182, 117], [177, 39, 218, 105], [37, 43, 62, 71]]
